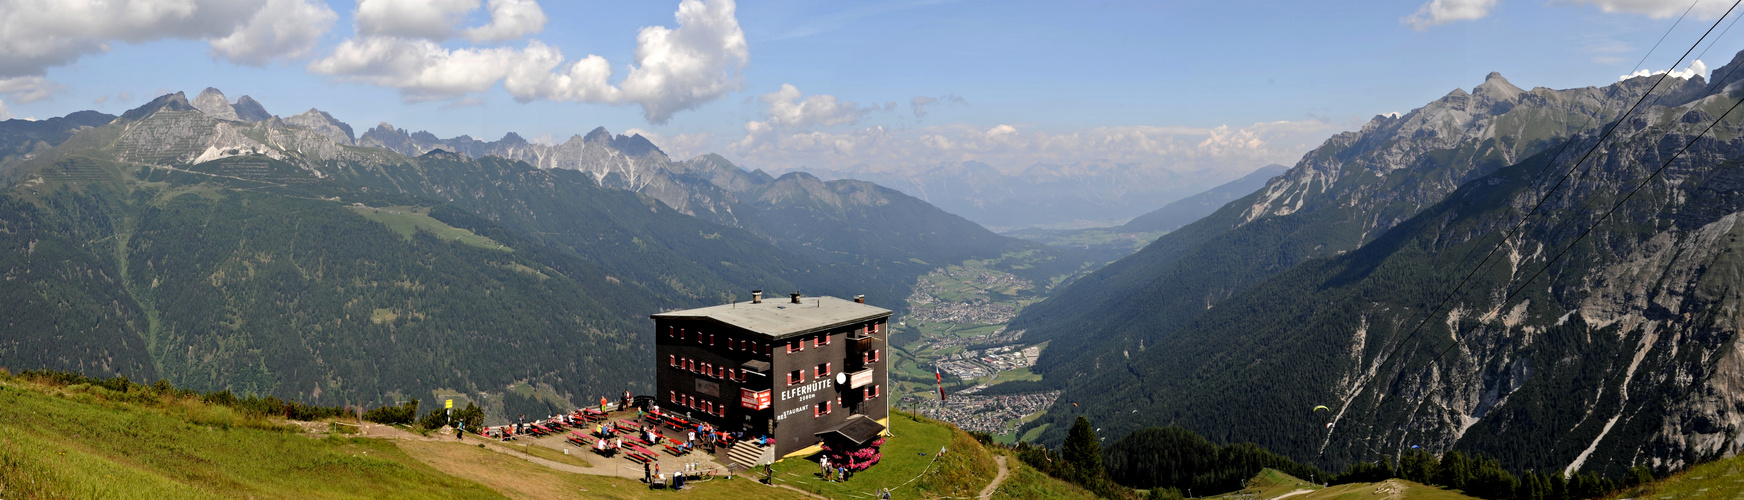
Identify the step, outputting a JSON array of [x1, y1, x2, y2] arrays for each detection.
[[727, 441, 774, 469]]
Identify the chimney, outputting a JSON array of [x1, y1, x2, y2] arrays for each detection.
[[790, 292, 803, 304], [752, 290, 763, 304], [854, 295, 865, 304]]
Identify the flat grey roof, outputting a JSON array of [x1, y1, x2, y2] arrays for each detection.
[[651, 295, 892, 339]]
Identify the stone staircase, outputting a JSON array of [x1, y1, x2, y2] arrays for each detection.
[[726, 440, 774, 470]]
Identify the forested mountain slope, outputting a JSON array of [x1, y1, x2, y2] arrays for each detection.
[[1015, 72, 1695, 383], [1017, 52, 1744, 478], [0, 89, 1075, 413]]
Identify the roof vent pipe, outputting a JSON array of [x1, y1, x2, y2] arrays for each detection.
[[791, 292, 803, 304], [752, 290, 763, 304]]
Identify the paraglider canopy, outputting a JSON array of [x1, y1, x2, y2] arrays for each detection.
[[1312, 405, 1329, 412]]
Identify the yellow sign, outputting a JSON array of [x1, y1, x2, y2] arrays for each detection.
[[445, 399, 453, 409]]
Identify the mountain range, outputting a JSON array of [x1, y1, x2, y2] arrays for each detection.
[[0, 87, 1083, 418], [1010, 54, 1744, 477]]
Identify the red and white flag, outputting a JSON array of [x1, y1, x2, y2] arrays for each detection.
[[935, 366, 947, 401]]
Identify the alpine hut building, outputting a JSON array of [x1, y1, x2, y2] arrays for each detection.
[[651, 291, 891, 459]]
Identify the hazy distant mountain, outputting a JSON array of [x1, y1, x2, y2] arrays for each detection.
[[1012, 60, 1744, 477], [1118, 163, 1287, 233], [810, 161, 1241, 230], [0, 110, 114, 167], [1005, 163, 1287, 264]]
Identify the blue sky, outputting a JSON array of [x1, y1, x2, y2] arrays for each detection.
[[1, 0, 1736, 175]]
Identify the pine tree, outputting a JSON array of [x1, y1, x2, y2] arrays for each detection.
[[1062, 416, 1104, 482], [1435, 451, 1472, 491]]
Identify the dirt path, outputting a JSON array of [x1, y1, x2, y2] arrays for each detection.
[[979, 455, 1009, 499], [1272, 489, 1314, 500]]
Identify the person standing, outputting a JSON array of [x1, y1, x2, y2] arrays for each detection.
[[820, 456, 830, 480], [643, 461, 651, 485]]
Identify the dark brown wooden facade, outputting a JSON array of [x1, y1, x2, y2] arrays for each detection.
[[652, 294, 891, 457]]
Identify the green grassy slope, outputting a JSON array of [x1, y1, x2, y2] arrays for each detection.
[[770, 411, 999, 499], [0, 371, 1077, 500], [0, 372, 500, 499], [1606, 455, 1744, 500], [1221, 468, 1478, 500]]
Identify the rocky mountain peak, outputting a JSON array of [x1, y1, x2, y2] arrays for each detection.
[[582, 126, 612, 144], [119, 92, 193, 122], [1473, 71, 1524, 102], [499, 132, 527, 145], [1705, 49, 1744, 95], [284, 108, 356, 145], [191, 87, 240, 121], [232, 95, 271, 122], [611, 133, 664, 157]]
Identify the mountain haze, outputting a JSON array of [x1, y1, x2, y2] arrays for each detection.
[[812, 160, 1246, 230]]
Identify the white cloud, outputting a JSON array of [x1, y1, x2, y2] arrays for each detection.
[[616, 0, 748, 123], [0, 0, 335, 79], [465, 0, 548, 42], [731, 85, 872, 152], [309, 37, 556, 101], [118, 91, 134, 103], [729, 119, 1351, 177], [312, 0, 743, 124], [910, 93, 966, 119], [1403, 0, 1498, 30], [759, 84, 867, 128], [354, 0, 479, 40], [210, 0, 337, 65], [1558, 0, 1734, 18], [93, 94, 108, 106], [1619, 59, 1707, 81], [0, 99, 11, 120], [0, 76, 64, 103]]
